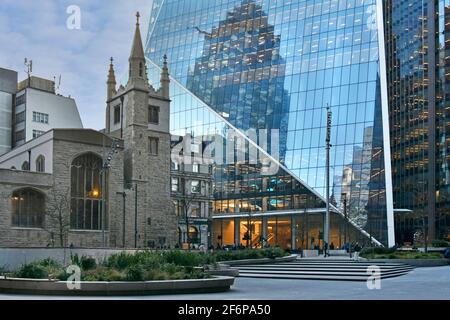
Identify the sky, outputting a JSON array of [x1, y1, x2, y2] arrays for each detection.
[[0, 0, 154, 130]]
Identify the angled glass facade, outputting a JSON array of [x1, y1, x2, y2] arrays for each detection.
[[146, 0, 394, 247]]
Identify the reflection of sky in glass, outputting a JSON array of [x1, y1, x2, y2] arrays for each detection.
[[145, 0, 391, 244]]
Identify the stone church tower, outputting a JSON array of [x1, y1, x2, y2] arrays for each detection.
[[105, 12, 176, 248]]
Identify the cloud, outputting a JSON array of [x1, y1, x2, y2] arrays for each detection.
[[0, 0, 154, 129]]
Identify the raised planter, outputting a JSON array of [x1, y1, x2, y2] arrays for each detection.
[[367, 259, 449, 268], [219, 254, 297, 266], [0, 276, 235, 296]]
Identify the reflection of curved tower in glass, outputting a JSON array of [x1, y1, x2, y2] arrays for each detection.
[[145, 0, 395, 247], [186, 0, 289, 161]]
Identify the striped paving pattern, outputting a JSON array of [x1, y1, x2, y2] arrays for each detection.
[[234, 259, 414, 281]]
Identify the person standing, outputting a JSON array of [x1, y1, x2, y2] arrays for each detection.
[[353, 242, 361, 261], [323, 241, 329, 258]]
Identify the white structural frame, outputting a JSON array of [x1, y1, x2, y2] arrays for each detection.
[[376, 0, 396, 247]]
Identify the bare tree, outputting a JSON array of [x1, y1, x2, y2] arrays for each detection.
[[181, 183, 201, 251], [45, 187, 71, 247]]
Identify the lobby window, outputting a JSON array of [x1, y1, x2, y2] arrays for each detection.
[[70, 153, 104, 230], [32, 112, 49, 124], [191, 180, 200, 193], [148, 105, 159, 124], [33, 130, 45, 139], [35, 155, 45, 173], [171, 178, 179, 192], [11, 188, 45, 228], [113, 105, 121, 124], [149, 137, 159, 155]]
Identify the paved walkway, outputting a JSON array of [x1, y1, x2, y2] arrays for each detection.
[[0, 266, 448, 300]]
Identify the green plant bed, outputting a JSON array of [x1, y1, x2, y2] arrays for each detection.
[[6, 248, 287, 282], [213, 248, 287, 262], [361, 251, 444, 260], [9, 251, 211, 282]]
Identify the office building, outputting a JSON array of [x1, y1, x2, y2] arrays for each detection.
[[145, 0, 394, 248], [13, 76, 83, 148], [0, 68, 18, 155]]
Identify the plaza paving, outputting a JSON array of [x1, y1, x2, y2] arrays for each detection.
[[0, 265, 448, 300]]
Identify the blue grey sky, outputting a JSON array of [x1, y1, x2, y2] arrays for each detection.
[[0, 0, 153, 130]]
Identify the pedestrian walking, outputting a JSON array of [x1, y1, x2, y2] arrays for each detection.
[[323, 241, 329, 257]]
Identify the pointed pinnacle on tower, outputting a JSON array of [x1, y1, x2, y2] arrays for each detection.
[[160, 54, 170, 99], [128, 11, 147, 85], [107, 57, 117, 100]]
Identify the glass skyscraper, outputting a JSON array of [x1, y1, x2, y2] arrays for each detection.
[[145, 0, 395, 248], [385, 0, 450, 243]]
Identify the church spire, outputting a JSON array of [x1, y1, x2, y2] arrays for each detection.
[[160, 54, 170, 99], [107, 57, 116, 101], [128, 11, 147, 85]]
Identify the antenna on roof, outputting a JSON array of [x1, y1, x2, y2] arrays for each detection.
[[54, 75, 62, 94], [24, 58, 33, 86]]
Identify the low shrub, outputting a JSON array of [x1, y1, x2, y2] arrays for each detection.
[[431, 240, 450, 247], [80, 256, 97, 270], [124, 264, 145, 281], [360, 247, 396, 256], [13, 263, 49, 279]]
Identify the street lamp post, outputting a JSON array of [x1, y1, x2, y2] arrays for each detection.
[[101, 139, 120, 248], [134, 183, 138, 248], [324, 105, 332, 247], [342, 193, 348, 246]]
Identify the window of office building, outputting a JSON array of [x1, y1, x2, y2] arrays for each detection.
[[15, 94, 26, 106], [11, 188, 45, 228], [173, 200, 182, 217], [148, 105, 159, 124], [32, 112, 49, 124], [15, 111, 25, 124], [15, 130, 25, 142], [192, 163, 200, 173], [171, 161, 180, 171], [190, 202, 200, 217], [70, 153, 105, 230], [32, 130, 45, 139], [191, 180, 200, 193], [171, 178, 179, 192]]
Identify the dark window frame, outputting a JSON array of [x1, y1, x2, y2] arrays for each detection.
[[148, 105, 160, 124]]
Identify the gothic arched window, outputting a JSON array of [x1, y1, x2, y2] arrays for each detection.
[[70, 153, 105, 230], [11, 188, 45, 228], [36, 155, 45, 173], [139, 62, 143, 77], [21, 161, 29, 171]]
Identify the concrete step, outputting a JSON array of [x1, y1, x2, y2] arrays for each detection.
[[234, 261, 413, 281], [236, 266, 414, 273], [235, 272, 411, 281]]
